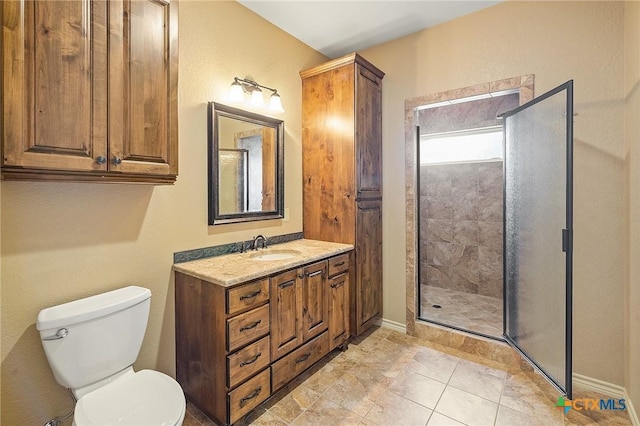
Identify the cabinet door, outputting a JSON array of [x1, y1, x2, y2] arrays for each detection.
[[301, 261, 328, 342], [354, 200, 382, 335], [328, 272, 349, 350], [108, 0, 178, 176], [270, 269, 302, 360], [355, 64, 382, 200], [2, 0, 108, 171]]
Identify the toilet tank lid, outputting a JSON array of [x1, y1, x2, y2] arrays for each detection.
[[37, 286, 151, 331]]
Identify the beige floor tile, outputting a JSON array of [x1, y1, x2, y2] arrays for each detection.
[[288, 360, 345, 394], [244, 407, 289, 426], [291, 396, 364, 426], [426, 412, 466, 426], [266, 384, 322, 423], [495, 404, 539, 426], [499, 373, 563, 425], [366, 389, 433, 426], [186, 402, 216, 425], [182, 411, 203, 426], [434, 386, 498, 426], [323, 372, 386, 416], [448, 358, 506, 402], [388, 368, 447, 409], [358, 418, 379, 426], [406, 345, 460, 383], [421, 286, 503, 337]]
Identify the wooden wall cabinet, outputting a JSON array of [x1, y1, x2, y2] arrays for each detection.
[[301, 53, 384, 337], [1, 0, 178, 184], [175, 252, 351, 425]]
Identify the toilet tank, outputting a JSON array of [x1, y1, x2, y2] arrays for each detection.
[[36, 286, 151, 390]]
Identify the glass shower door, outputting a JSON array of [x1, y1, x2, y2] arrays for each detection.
[[501, 81, 573, 398]]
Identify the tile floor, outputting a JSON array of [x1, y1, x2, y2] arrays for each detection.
[[420, 285, 503, 338], [183, 327, 632, 426]]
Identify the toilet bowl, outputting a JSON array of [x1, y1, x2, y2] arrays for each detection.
[[73, 369, 185, 426], [37, 286, 186, 426]]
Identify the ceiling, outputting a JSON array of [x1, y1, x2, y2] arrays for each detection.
[[238, 1, 503, 59]]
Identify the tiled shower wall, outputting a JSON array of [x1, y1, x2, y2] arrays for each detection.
[[419, 161, 503, 298]]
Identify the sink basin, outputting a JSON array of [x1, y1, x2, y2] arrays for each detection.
[[249, 249, 301, 261]]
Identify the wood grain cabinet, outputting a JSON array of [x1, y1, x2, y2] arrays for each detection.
[[175, 251, 351, 425], [1, 0, 178, 183], [328, 253, 350, 350], [270, 260, 329, 361], [300, 53, 384, 337]]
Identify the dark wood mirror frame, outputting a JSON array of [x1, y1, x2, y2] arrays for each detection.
[[208, 102, 284, 225]]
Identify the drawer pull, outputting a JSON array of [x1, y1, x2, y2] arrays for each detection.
[[239, 320, 261, 332], [307, 270, 323, 278], [239, 386, 262, 407], [334, 261, 345, 267], [239, 290, 261, 300], [295, 352, 311, 364], [330, 281, 345, 289], [239, 352, 262, 367], [278, 281, 294, 289]]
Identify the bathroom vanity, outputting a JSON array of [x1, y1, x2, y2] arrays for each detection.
[[173, 239, 353, 425]]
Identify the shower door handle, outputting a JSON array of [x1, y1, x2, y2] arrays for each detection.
[[562, 229, 572, 253]]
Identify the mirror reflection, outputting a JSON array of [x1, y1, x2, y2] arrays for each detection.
[[208, 102, 284, 225]]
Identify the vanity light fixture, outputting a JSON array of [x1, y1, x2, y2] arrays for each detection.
[[228, 77, 284, 113]]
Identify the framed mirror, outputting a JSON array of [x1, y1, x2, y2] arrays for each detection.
[[208, 102, 284, 225]]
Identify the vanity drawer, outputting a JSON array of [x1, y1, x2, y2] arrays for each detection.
[[227, 278, 269, 315], [227, 304, 270, 352], [228, 368, 271, 424], [271, 331, 329, 391], [328, 253, 350, 277], [227, 336, 270, 389]]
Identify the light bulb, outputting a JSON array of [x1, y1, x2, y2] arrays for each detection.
[[250, 87, 264, 107], [229, 81, 244, 103], [269, 92, 284, 112]]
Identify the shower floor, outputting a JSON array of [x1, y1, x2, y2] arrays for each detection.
[[420, 285, 503, 338]]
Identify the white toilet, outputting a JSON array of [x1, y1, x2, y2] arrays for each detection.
[[36, 286, 186, 426]]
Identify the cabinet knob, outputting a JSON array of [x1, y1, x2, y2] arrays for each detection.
[[112, 157, 123, 165], [96, 156, 107, 164]]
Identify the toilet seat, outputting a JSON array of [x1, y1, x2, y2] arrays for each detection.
[[74, 369, 186, 426]]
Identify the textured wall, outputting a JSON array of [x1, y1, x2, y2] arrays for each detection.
[[0, 2, 327, 424], [361, 1, 626, 385], [419, 161, 503, 298], [624, 0, 640, 420]]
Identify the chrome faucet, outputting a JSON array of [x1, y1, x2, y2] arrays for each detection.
[[251, 235, 268, 250]]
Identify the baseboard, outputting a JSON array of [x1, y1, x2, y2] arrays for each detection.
[[572, 373, 626, 398], [381, 318, 407, 334], [572, 373, 638, 425]]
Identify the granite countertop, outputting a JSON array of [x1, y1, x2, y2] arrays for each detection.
[[172, 239, 354, 287]]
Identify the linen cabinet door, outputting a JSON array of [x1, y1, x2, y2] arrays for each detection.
[[108, 0, 178, 179], [2, 0, 108, 173], [301, 261, 328, 342], [270, 269, 302, 360], [355, 63, 382, 200], [354, 200, 382, 335]]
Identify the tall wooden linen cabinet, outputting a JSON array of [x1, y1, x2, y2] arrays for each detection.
[[300, 53, 384, 337]]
